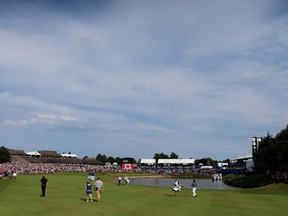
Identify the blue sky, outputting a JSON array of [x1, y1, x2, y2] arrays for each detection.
[[1, 0, 288, 160]]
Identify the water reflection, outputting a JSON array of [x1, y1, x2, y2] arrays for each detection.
[[129, 178, 237, 190]]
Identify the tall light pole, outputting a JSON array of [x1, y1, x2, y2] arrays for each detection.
[[252, 137, 262, 156]]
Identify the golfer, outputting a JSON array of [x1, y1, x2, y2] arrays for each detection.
[[40, 176, 48, 197], [94, 177, 104, 202], [172, 180, 182, 196], [191, 179, 197, 197]]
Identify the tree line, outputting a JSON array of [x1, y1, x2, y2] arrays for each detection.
[[152, 152, 224, 167], [1, 124, 288, 173], [0, 146, 224, 167], [253, 125, 288, 173]]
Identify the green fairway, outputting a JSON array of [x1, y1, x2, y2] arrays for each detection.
[[1, 172, 287, 216]]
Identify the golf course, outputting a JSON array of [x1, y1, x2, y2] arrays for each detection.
[[0, 172, 287, 216]]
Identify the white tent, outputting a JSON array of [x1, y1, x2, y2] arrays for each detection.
[[60, 153, 78, 158], [179, 159, 195, 165], [199, 165, 213, 169], [157, 159, 195, 165], [26, 151, 41, 156], [140, 159, 156, 165], [245, 158, 254, 172]]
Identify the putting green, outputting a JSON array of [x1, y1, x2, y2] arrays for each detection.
[[1, 172, 287, 216]]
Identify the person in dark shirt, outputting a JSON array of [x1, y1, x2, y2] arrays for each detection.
[[40, 176, 48, 197], [191, 179, 197, 197]]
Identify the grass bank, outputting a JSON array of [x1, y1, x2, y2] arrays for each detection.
[[0, 172, 287, 216], [223, 174, 275, 188]]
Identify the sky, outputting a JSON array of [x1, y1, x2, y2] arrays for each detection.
[[1, 0, 288, 161]]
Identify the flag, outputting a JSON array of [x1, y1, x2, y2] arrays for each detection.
[[122, 163, 134, 170]]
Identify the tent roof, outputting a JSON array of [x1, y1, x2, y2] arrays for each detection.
[[140, 159, 156, 164], [157, 159, 195, 164], [60, 153, 78, 158], [26, 151, 41, 156]]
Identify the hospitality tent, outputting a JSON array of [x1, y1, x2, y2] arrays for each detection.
[[157, 159, 195, 165], [140, 159, 156, 165], [26, 151, 41, 157], [60, 153, 78, 158]]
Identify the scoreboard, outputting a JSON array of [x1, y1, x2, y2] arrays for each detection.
[[121, 157, 136, 170]]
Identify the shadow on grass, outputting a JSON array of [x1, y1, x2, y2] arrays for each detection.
[[163, 193, 176, 197], [163, 193, 194, 198], [80, 197, 98, 202]]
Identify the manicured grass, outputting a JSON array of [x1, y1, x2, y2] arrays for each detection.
[[1, 172, 288, 216]]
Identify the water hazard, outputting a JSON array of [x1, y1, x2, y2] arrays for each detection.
[[129, 178, 237, 190]]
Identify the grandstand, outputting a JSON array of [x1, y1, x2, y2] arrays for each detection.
[[140, 158, 195, 171], [8, 149, 103, 165], [140, 158, 195, 166], [230, 154, 252, 164]]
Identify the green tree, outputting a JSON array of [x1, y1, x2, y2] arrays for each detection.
[[254, 125, 288, 173], [115, 157, 121, 165], [274, 126, 288, 169], [254, 133, 277, 172], [153, 152, 169, 159], [169, 152, 179, 159], [107, 156, 116, 164], [195, 157, 217, 167], [96, 154, 107, 162], [221, 159, 231, 167], [82, 156, 89, 160], [153, 152, 169, 167], [0, 146, 11, 163]]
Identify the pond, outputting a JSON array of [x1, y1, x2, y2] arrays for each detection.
[[128, 178, 237, 190]]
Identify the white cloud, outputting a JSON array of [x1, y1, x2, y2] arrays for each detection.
[[2, 114, 77, 129], [0, 0, 287, 159]]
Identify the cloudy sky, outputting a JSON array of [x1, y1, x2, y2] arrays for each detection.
[[1, 0, 288, 160]]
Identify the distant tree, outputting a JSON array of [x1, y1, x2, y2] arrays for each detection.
[[253, 133, 276, 173], [274, 126, 288, 169], [115, 157, 121, 164], [221, 159, 231, 167], [0, 146, 11, 163], [195, 157, 217, 167], [153, 153, 169, 159], [96, 154, 107, 162], [107, 156, 115, 164], [254, 126, 288, 173], [82, 156, 89, 160], [153, 152, 169, 167], [153, 152, 179, 159], [169, 152, 179, 159]]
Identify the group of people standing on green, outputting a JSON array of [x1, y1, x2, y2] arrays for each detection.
[[40, 175, 104, 203], [85, 177, 104, 203], [173, 179, 197, 197], [40, 175, 196, 201]]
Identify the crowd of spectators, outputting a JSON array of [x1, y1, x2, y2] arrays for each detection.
[[0, 159, 240, 180], [0, 161, 122, 179], [0, 161, 218, 180]]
